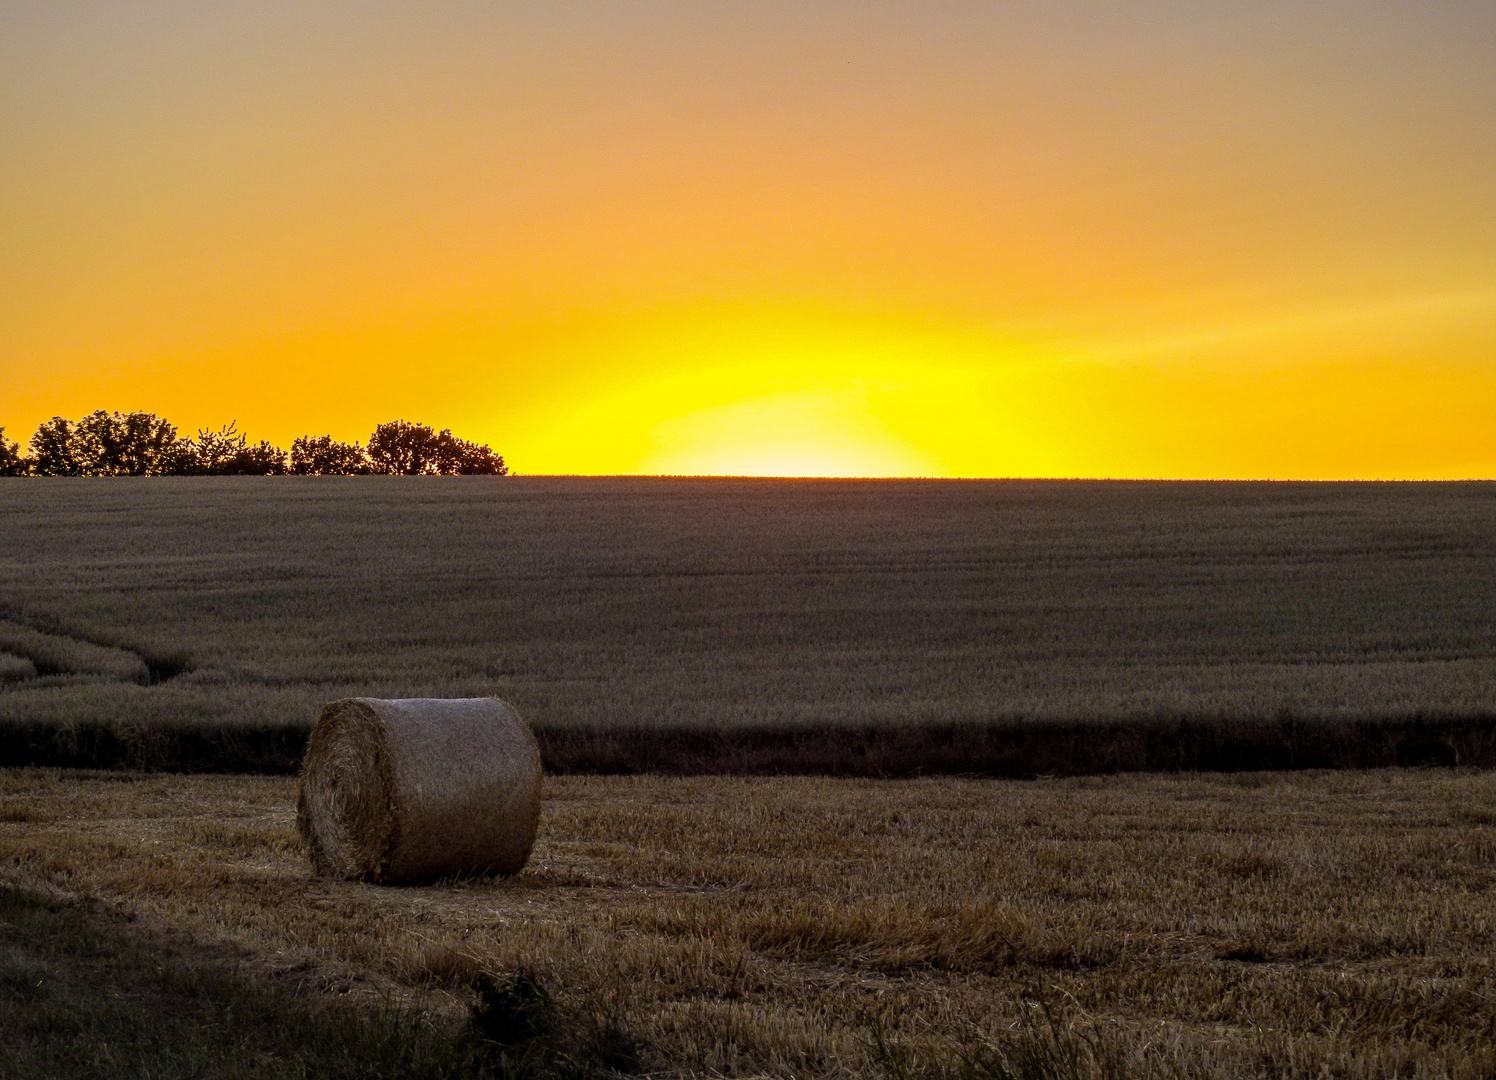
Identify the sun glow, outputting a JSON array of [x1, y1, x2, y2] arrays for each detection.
[[644, 390, 938, 477], [496, 305, 1057, 477]]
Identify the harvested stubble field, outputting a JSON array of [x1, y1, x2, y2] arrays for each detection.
[[2, 477, 1496, 774], [5, 766, 1496, 1077]]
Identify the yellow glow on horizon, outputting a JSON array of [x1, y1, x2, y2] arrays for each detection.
[[493, 291, 1496, 479], [2, 287, 1493, 480], [497, 305, 1045, 477], [643, 390, 940, 477]]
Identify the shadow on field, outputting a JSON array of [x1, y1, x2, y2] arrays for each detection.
[[5, 715, 1496, 776], [0, 883, 636, 1079], [0, 883, 478, 1079]]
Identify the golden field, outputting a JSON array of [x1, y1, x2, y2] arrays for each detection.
[[5, 766, 1496, 1077]]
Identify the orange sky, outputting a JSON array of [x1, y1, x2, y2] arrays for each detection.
[[2, 1, 1494, 477]]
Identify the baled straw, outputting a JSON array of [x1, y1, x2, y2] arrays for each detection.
[[297, 697, 542, 883]]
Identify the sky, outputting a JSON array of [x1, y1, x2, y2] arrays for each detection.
[[2, 1, 1494, 477]]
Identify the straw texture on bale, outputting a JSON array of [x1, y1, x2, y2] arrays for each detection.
[[297, 697, 542, 883]]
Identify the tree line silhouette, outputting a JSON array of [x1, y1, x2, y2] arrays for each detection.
[[0, 411, 507, 476]]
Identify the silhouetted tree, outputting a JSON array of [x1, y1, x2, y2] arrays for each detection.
[[27, 417, 82, 476], [134, 421, 288, 476], [290, 435, 371, 475], [367, 420, 442, 474], [14, 411, 505, 477], [222, 440, 288, 475], [188, 423, 246, 474], [367, 420, 508, 475], [71, 410, 180, 476], [443, 433, 507, 475], [0, 428, 27, 476], [154, 440, 198, 476]]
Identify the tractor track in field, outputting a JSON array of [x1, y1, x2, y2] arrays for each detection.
[[0, 610, 192, 687]]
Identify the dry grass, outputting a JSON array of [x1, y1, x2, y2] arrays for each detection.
[[3, 478, 1496, 749], [5, 766, 1496, 1077]]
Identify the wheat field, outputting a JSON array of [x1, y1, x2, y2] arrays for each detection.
[[3, 477, 1496, 755]]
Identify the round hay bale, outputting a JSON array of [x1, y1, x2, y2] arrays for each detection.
[[297, 697, 541, 883]]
